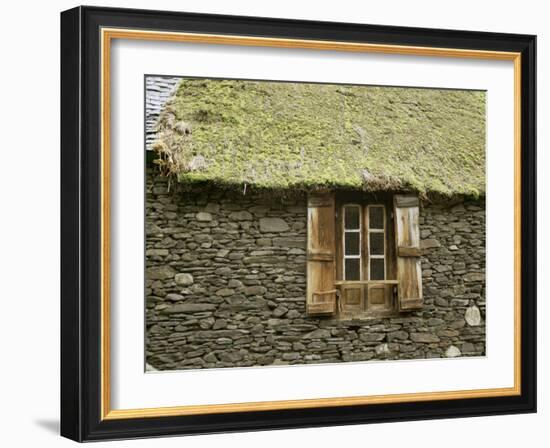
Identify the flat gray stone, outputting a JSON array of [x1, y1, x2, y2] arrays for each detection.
[[219, 352, 243, 363], [204, 203, 220, 214], [421, 238, 441, 249], [203, 352, 218, 363], [146, 265, 176, 280], [427, 318, 444, 326], [213, 319, 227, 330], [146, 248, 169, 256], [256, 238, 272, 246], [410, 333, 440, 343], [229, 211, 253, 221], [250, 250, 274, 256], [228, 279, 243, 288], [273, 237, 305, 248], [387, 330, 408, 341], [375, 343, 391, 355], [445, 345, 462, 358], [174, 273, 194, 286], [259, 217, 289, 233], [273, 306, 288, 317], [163, 303, 216, 314], [465, 305, 482, 326], [244, 285, 267, 296], [165, 293, 184, 302], [195, 212, 213, 222], [360, 333, 385, 342], [288, 248, 305, 255], [286, 310, 301, 319], [199, 317, 215, 329], [303, 329, 331, 339], [464, 272, 485, 282], [216, 288, 235, 297], [450, 319, 466, 329]]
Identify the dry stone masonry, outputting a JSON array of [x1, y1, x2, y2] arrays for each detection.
[[145, 169, 486, 370]]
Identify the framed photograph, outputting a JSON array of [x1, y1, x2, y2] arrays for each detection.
[[60, 6, 536, 442]]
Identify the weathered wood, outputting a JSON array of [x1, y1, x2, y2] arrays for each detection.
[[307, 192, 336, 316], [366, 283, 393, 311], [399, 298, 423, 309], [308, 194, 333, 208], [385, 203, 397, 282], [394, 195, 423, 311], [334, 280, 399, 285], [313, 289, 338, 296], [397, 246, 421, 257], [394, 194, 419, 208], [339, 284, 363, 313], [368, 284, 386, 305], [307, 301, 336, 315], [335, 202, 343, 282], [310, 289, 338, 315], [362, 205, 369, 281], [307, 250, 334, 261]]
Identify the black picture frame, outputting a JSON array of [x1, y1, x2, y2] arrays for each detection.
[[61, 5, 536, 442]]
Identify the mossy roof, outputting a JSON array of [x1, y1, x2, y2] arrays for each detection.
[[153, 79, 486, 196]]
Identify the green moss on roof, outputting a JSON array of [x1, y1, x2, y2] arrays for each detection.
[[153, 79, 486, 196]]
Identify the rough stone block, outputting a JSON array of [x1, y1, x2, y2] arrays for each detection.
[[163, 303, 216, 314], [259, 217, 290, 232], [410, 333, 440, 343], [174, 273, 194, 286]]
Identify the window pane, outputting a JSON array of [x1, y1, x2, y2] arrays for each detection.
[[345, 258, 360, 280], [344, 206, 360, 230], [369, 206, 384, 229], [369, 232, 385, 255], [345, 232, 360, 255], [370, 258, 385, 280]]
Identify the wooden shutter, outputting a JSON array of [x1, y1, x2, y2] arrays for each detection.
[[306, 192, 337, 316], [394, 195, 423, 310]]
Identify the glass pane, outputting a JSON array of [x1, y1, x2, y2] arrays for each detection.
[[369, 232, 384, 255], [369, 206, 384, 229], [345, 258, 360, 280], [370, 258, 385, 280], [345, 232, 360, 255], [344, 206, 360, 229]]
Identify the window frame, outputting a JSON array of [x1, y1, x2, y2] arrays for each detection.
[[341, 203, 388, 282], [366, 204, 387, 281], [342, 204, 362, 281]]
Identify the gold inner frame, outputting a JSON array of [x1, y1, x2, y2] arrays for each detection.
[[100, 27, 522, 420]]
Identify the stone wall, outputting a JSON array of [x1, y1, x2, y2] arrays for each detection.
[[145, 169, 486, 370]]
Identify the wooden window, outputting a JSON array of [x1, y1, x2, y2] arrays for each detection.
[[341, 204, 386, 282], [343, 205, 361, 281], [338, 203, 393, 316], [306, 191, 422, 318], [367, 205, 386, 281]]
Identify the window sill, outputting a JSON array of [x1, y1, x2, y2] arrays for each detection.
[[336, 310, 401, 321], [334, 280, 398, 286]]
